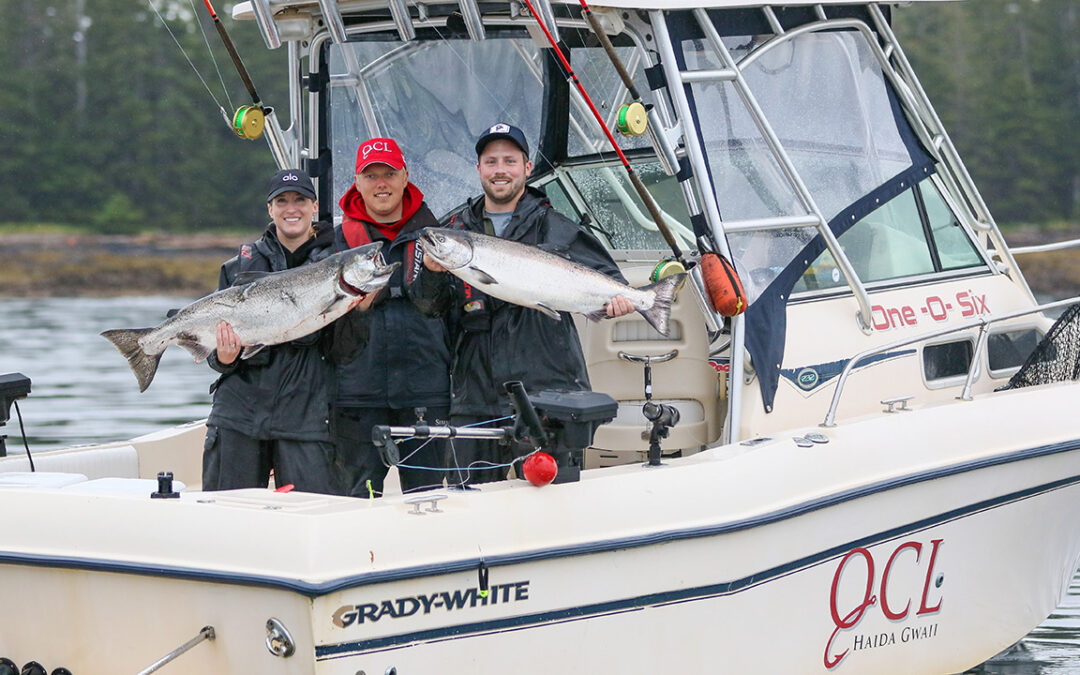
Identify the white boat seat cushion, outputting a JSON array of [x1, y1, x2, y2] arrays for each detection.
[[579, 265, 723, 464]]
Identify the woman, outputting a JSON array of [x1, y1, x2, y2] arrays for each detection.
[[202, 169, 370, 494]]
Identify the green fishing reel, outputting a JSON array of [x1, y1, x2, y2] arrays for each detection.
[[232, 105, 266, 140], [616, 102, 648, 137], [650, 258, 687, 292]]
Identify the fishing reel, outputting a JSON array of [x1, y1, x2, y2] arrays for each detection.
[[642, 401, 680, 467], [650, 257, 688, 293], [230, 105, 268, 140], [616, 101, 649, 137]]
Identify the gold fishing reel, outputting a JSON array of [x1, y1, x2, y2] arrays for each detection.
[[616, 102, 648, 137], [232, 105, 266, 140], [650, 258, 687, 292]]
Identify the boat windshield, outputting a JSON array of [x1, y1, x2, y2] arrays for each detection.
[[681, 28, 932, 299], [326, 33, 692, 250], [328, 37, 545, 219]]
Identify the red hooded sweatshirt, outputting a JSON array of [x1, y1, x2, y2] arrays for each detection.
[[339, 182, 425, 248]]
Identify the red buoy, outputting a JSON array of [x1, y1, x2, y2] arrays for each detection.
[[522, 452, 558, 486]]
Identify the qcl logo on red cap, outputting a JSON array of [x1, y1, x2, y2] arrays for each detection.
[[362, 140, 392, 159]]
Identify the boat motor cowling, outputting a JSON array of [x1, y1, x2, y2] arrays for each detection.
[[0, 373, 30, 424], [524, 388, 618, 484]]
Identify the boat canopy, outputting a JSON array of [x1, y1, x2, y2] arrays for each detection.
[[233, 0, 1000, 426]]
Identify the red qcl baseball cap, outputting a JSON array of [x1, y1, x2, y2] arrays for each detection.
[[355, 138, 406, 173]]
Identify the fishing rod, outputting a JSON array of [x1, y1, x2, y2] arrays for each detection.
[[200, 0, 268, 140], [519, 0, 685, 264]]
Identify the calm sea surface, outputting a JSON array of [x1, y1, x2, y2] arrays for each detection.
[[0, 296, 1077, 672]]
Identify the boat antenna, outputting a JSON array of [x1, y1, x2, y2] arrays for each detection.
[[519, 0, 685, 264], [200, 0, 269, 140]]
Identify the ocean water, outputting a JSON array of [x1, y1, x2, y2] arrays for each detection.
[[0, 296, 213, 449]]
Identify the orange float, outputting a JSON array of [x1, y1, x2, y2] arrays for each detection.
[[700, 252, 747, 317]]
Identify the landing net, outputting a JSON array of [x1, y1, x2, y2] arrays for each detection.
[[1002, 303, 1080, 390]]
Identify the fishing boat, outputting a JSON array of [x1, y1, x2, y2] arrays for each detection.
[[1, 0, 1079, 672]]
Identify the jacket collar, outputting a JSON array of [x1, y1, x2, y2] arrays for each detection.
[[464, 186, 549, 240]]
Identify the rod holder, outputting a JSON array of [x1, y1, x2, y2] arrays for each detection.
[[262, 109, 294, 169], [531, 0, 560, 44]]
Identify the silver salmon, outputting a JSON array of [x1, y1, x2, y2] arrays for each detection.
[[101, 242, 398, 392], [419, 228, 684, 335]]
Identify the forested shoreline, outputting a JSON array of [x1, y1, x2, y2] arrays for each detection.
[[0, 0, 1076, 233]]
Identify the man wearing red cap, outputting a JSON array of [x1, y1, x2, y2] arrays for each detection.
[[332, 138, 450, 497]]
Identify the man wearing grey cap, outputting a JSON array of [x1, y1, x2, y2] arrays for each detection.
[[202, 168, 372, 495], [414, 123, 633, 486]]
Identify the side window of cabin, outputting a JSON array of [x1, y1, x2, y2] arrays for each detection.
[[918, 180, 983, 270], [923, 339, 974, 385], [987, 328, 1042, 376], [542, 179, 581, 223], [851, 188, 935, 282], [794, 177, 986, 293]]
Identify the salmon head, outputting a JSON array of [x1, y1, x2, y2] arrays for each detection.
[[420, 228, 474, 271], [339, 241, 400, 294]]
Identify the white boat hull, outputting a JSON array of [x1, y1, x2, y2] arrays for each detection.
[[1, 385, 1078, 673]]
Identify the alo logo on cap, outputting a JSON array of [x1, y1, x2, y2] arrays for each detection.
[[490, 123, 511, 134], [282, 173, 300, 182]]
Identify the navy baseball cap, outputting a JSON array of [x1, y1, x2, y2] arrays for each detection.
[[266, 169, 317, 202], [475, 123, 530, 158]]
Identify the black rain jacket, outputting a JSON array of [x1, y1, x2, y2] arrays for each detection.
[[333, 203, 452, 409], [206, 221, 361, 440], [409, 187, 626, 417]]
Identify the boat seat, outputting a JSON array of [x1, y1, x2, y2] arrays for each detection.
[[580, 265, 724, 469], [0, 444, 140, 480]]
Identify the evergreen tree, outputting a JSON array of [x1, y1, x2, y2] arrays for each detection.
[[896, 0, 1079, 224], [0, 0, 1075, 231]]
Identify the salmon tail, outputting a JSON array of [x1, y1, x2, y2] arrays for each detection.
[[100, 328, 162, 393], [637, 273, 686, 336]]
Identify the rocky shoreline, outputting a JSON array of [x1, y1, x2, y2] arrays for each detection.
[[0, 228, 1078, 298], [0, 232, 240, 297]]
